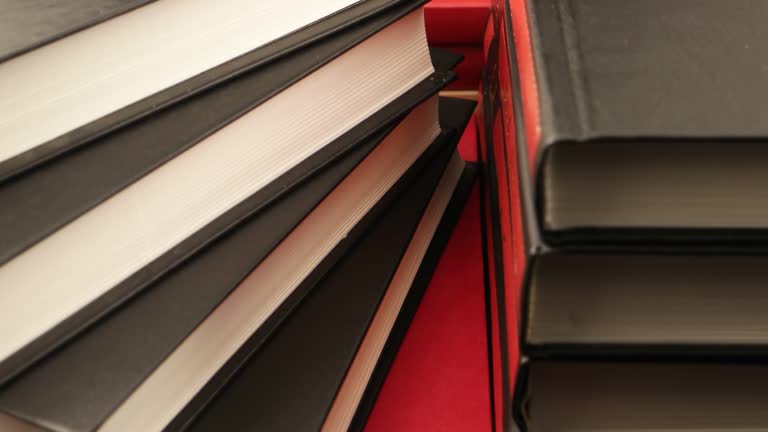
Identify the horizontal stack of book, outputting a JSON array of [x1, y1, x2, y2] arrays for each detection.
[[482, 0, 768, 431], [0, 1, 478, 430]]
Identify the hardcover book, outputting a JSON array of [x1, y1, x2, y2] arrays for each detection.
[[185, 99, 476, 431], [481, 2, 768, 431]]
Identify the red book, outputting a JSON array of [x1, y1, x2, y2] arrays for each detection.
[[477, 2, 528, 431]]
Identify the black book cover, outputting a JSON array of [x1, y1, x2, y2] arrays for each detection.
[[0, 0, 424, 182], [181, 98, 476, 432], [0, 0, 430, 266]]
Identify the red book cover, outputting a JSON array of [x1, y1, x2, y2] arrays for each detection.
[[479, 1, 528, 430]]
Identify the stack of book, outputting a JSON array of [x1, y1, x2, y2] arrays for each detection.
[[482, 0, 768, 431], [0, 1, 478, 431]]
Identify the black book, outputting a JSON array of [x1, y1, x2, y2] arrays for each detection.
[[478, 0, 768, 359], [0, 8, 454, 384], [0, 0, 422, 180], [0, 0, 431, 267], [496, 0, 768, 245], [478, 5, 768, 430], [515, 360, 768, 432], [0, 94, 451, 432], [184, 98, 476, 432]]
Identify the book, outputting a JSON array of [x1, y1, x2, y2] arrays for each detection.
[[0, 0, 435, 266], [515, 360, 768, 431], [0, 0, 423, 180], [482, 2, 768, 431], [184, 99, 475, 432], [500, 0, 768, 244], [325, 164, 477, 432], [0, 7, 447, 384]]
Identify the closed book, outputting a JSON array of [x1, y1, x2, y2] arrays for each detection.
[[502, 0, 768, 244], [0, 8, 452, 385], [0, 0, 425, 180]]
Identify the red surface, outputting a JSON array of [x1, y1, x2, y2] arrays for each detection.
[[425, 0, 490, 46], [364, 132, 491, 432]]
